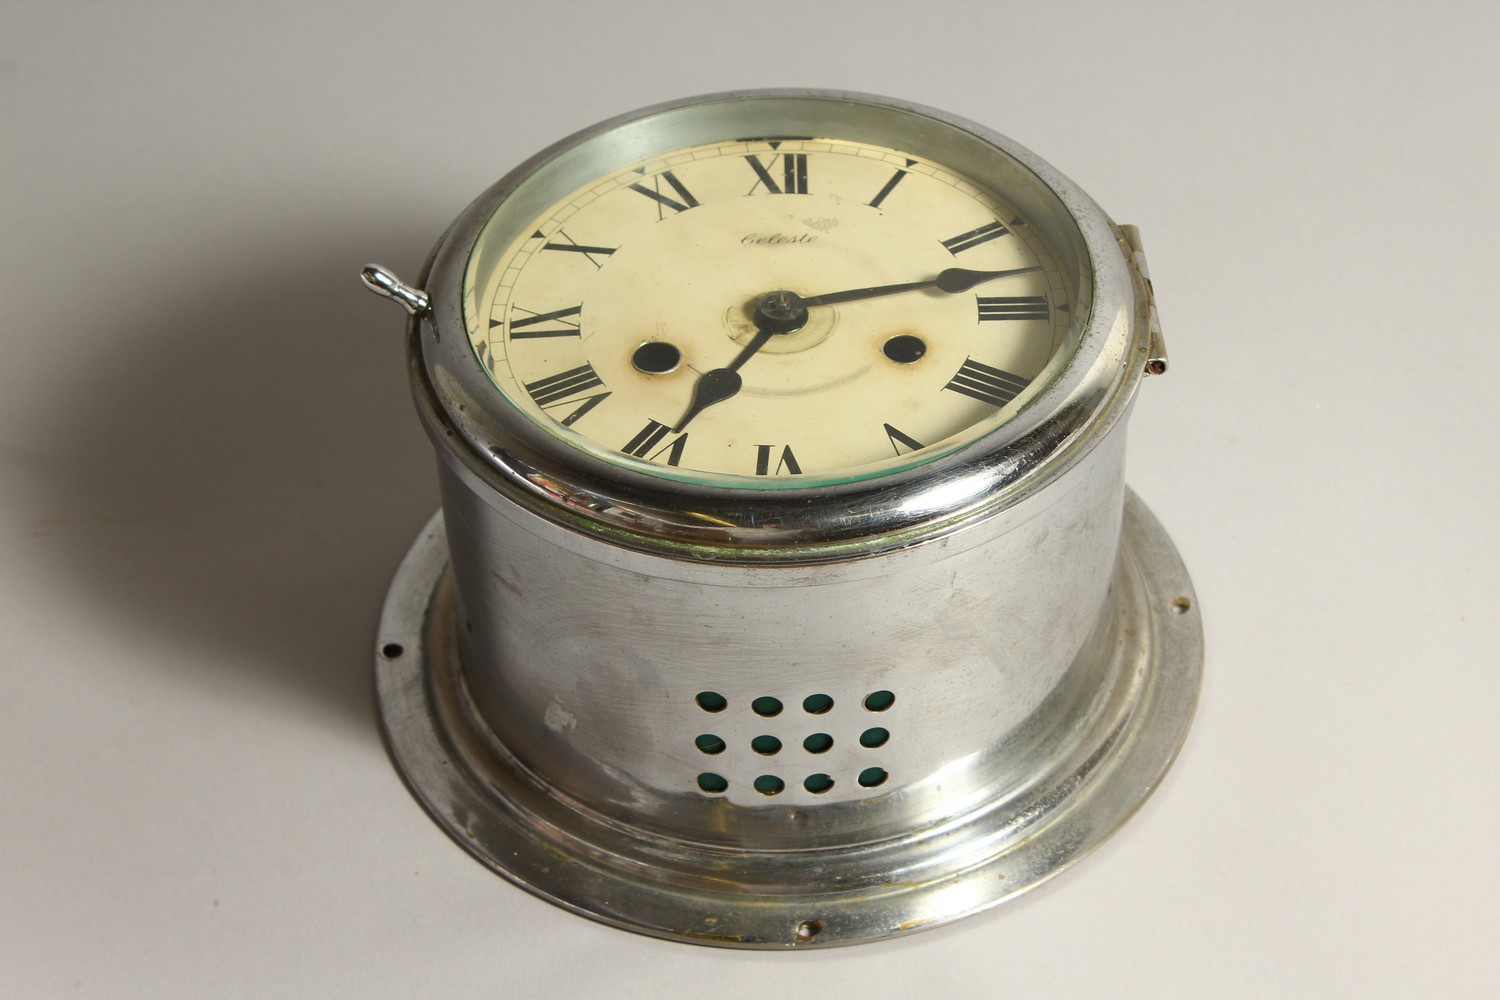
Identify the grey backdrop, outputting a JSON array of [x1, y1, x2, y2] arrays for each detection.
[[3, 2, 1496, 997]]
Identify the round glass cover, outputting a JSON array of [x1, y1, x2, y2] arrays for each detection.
[[462, 130, 1087, 488]]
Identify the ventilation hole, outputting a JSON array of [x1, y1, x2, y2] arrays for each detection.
[[697, 772, 728, 793], [1171, 596, 1193, 615], [858, 767, 889, 788], [696, 691, 727, 713], [381, 643, 404, 659], [803, 732, 834, 754], [751, 735, 782, 756], [751, 696, 783, 717], [803, 773, 834, 794], [802, 693, 834, 715], [863, 690, 895, 712], [695, 734, 726, 755], [754, 775, 785, 796], [859, 727, 890, 749]]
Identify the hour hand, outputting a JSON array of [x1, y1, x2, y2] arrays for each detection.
[[673, 367, 743, 433], [672, 321, 780, 432]]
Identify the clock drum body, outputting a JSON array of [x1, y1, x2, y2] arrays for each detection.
[[368, 91, 1202, 948]]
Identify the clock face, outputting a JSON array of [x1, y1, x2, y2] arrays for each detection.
[[462, 135, 1082, 486]]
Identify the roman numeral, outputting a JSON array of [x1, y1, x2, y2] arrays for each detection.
[[941, 221, 1008, 255], [734, 136, 812, 148], [503, 304, 583, 340], [977, 295, 1049, 322], [539, 230, 617, 269], [868, 161, 916, 208], [525, 363, 611, 426], [622, 420, 688, 465], [474, 340, 498, 374], [944, 358, 1030, 408], [754, 444, 802, 476], [744, 153, 809, 195], [883, 423, 924, 456], [628, 169, 700, 218]]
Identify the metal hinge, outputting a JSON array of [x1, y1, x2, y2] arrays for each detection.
[[1119, 225, 1168, 376]]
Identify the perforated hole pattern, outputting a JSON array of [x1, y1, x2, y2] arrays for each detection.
[[692, 690, 893, 796]]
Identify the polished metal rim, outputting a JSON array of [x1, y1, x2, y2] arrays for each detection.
[[411, 90, 1153, 551], [374, 491, 1202, 949]]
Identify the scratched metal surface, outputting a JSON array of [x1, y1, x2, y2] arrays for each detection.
[[2, 2, 1497, 997]]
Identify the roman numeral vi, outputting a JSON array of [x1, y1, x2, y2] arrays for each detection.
[[754, 444, 802, 476]]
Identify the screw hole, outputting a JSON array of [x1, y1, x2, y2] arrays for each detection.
[[695, 734, 726, 755], [802, 693, 834, 715], [696, 691, 727, 713], [858, 767, 889, 788], [753, 775, 785, 796], [803, 732, 834, 754], [697, 773, 728, 794], [1171, 596, 1192, 615], [795, 919, 823, 942], [859, 727, 890, 749], [751, 735, 782, 756], [751, 696, 783, 717], [803, 773, 834, 794], [863, 690, 895, 712], [381, 643, 404, 659]]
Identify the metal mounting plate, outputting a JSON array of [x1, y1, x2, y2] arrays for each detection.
[[374, 491, 1202, 949]]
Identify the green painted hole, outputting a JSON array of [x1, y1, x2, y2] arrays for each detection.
[[803, 733, 834, 754], [754, 775, 785, 796], [695, 734, 726, 755], [802, 693, 834, 715], [863, 690, 895, 712], [859, 727, 890, 749], [696, 691, 727, 713], [751, 735, 782, 755], [857, 767, 888, 788], [803, 773, 834, 794], [697, 772, 728, 793], [751, 696, 783, 717]]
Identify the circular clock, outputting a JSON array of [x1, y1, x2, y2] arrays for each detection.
[[362, 90, 1201, 949]]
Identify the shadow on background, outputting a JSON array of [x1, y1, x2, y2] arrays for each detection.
[[28, 223, 441, 735]]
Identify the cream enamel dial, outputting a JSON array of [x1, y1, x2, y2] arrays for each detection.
[[462, 137, 1081, 486]]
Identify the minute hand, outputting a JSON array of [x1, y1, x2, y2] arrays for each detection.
[[799, 265, 1041, 308]]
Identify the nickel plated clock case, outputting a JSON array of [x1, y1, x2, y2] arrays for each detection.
[[363, 90, 1202, 949]]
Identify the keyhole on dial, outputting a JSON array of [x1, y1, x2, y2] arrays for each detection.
[[882, 335, 927, 364], [632, 341, 683, 374]]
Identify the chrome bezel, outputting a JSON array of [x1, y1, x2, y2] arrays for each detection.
[[414, 90, 1150, 553]]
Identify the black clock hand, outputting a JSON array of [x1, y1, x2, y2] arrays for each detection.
[[672, 327, 771, 432], [671, 269, 1039, 432], [673, 291, 809, 433], [799, 265, 1041, 308]]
